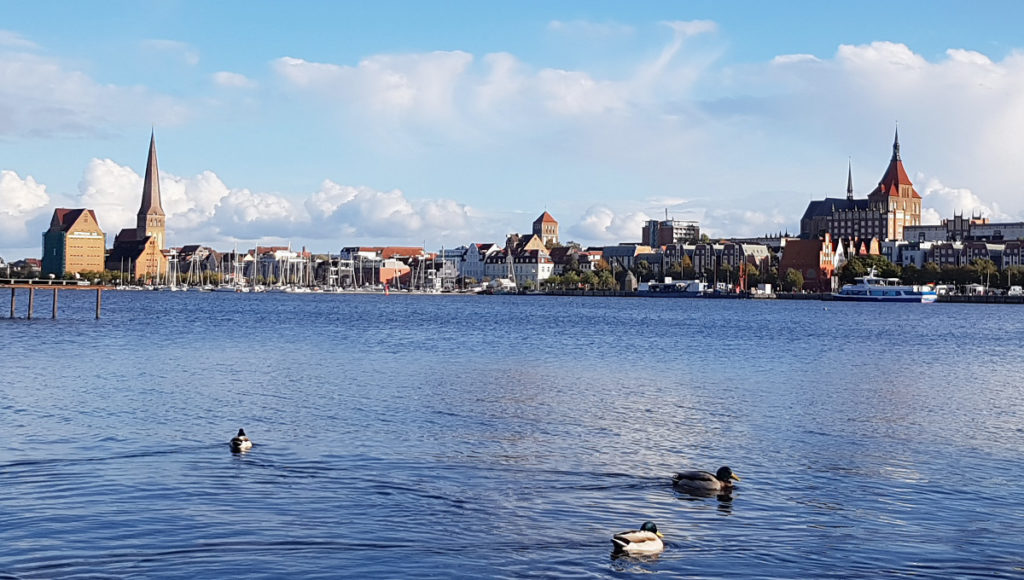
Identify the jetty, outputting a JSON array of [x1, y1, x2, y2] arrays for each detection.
[[1, 279, 113, 319]]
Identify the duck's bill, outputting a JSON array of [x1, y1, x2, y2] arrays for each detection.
[[731, 474, 741, 481], [656, 532, 664, 538]]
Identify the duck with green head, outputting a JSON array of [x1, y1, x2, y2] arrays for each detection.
[[611, 521, 664, 555], [672, 466, 740, 493]]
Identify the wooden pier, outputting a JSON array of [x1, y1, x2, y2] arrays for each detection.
[[1, 279, 113, 319]]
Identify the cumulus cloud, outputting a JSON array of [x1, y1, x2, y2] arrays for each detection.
[[67, 158, 488, 249], [571, 206, 651, 243], [306, 179, 477, 242], [0, 170, 50, 246], [212, 71, 257, 88], [917, 177, 1011, 224]]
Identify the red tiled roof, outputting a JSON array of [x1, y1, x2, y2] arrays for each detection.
[[534, 211, 558, 224]]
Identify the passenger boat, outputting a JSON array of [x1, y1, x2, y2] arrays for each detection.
[[833, 268, 937, 303]]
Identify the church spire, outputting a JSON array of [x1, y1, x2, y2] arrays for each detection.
[[136, 130, 166, 250], [892, 124, 901, 161], [846, 158, 854, 201], [139, 130, 164, 218]]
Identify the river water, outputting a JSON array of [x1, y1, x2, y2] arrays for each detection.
[[1, 291, 1022, 578]]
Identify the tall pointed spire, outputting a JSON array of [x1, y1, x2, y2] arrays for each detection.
[[139, 129, 164, 218], [136, 130, 166, 250], [846, 158, 854, 201], [892, 124, 901, 161]]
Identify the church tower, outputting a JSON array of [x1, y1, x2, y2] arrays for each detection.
[[867, 126, 921, 240], [137, 130, 166, 250]]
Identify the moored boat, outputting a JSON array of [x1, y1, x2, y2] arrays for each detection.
[[833, 268, 936, 303]]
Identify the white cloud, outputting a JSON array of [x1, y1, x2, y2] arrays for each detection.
[[212, 71, 257, 88], [142, 39, 200, 66], [0, 30, 38, 49], [772, 54, 821, 65], [0, 52, 189, 137], [571, 206, 651, 243], [273, 51, 474, 118], [69, 159, 487, 248], [0, 170, 50, 246], [306, 179, 477, 242], [918, 177, 1011, 224]]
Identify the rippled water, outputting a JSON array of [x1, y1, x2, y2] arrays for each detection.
[[2, 291, 1023, 578]]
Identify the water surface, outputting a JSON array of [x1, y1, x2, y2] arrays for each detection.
[[2, 291, 1023, 577]]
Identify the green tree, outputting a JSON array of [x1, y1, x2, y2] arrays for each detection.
[[580, 270, 598, 288], [563, 254, 581, 274], [972, 258, 998, 288], [632, 259, 653, 282], [597, 270, 616, 290], [1005, 265, 1024, 289], [544, 274, 562, 289], [901, 264, 922, 285], [563, 271, 581, 288], [680, 254, 695, 279], [783, 268, 804, 292]]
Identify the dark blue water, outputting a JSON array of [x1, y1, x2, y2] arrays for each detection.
[[2, 291, 1023, 578]]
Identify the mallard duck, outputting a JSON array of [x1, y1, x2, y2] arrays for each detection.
[[672, 466, 740, 493], [229, 428, 252, 452], [611, 521, 664, 555]]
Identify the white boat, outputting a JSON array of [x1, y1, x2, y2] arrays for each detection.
[[833, 268, 936, 303]]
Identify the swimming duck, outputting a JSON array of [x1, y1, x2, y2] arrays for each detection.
[[611, 521, 664, 555], [672, 466, 740, 493], [229, 428, 252, 452]]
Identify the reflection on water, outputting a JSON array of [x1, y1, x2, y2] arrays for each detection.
[[2, 292, 1023, 577]]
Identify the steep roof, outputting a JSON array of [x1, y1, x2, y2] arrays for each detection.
[[800, 198, 872, 222], [533, 211, 558, 225], [869, 127, 920, 199], [139, 131, 165, 217], [49, 208, 98, 232]]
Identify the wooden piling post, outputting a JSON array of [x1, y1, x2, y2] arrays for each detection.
[[9, 288, 14, 319], [96, 288, 102, 319], [27, 287, 34, 320], [52, 288, 59, 319]]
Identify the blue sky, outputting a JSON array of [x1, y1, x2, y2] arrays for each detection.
[[3, 1, 1024, 257]]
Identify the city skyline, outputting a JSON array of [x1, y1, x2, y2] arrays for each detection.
[[4, 1, 1024, 257]]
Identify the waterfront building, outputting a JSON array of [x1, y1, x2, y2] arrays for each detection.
[[460, 243, 501, 281], [601, 244, 653, 272], [41, 208, 106, 277], [691, 242, 722, 276], [801, 129, 922, 241], [532, 212, 559, 246], [1002, 240, 1023, 269], [109, 132, 168, 279], [642, 218, 700, 247], [905, 212, 1024, 243], [778, 233, 838, 292], [548, 245, 579, 276], [511, 249, 554, 288]]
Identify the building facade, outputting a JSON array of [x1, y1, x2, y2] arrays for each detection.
[[41, 208, 106, 276], [642, 219, 700, 247], [532, 212, 559, 246]]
